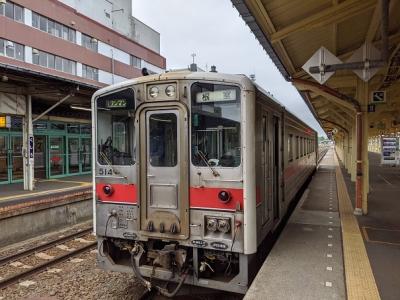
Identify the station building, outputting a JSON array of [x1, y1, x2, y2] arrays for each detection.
[[0, 0, 166, 189]]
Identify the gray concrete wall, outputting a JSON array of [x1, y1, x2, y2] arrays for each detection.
[[0, 199, 92, 247]]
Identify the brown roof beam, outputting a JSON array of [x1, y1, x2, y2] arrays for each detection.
[[293, 78, 360, 111]]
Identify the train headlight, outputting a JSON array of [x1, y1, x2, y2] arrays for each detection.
[[217, 219, 231, 234], [218, 190, 231, 203], [103, 184, 114, 196], [206, 218, 218, 232], [149, 86, 159, 98], [165, 85, 176, 97]]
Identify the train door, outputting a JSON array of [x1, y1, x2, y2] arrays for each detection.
[[272, 116, 280, 222], [261, 111, 272, 225], [139, 106, 189, 240]]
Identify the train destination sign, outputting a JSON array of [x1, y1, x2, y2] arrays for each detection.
[[106, 99, 127, 108], [196, 89, 237, 103]]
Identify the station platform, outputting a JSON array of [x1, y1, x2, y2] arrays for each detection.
[[245, 148, 385, 300], [0, 175, 92, 210], [341, 153, 400, 300]]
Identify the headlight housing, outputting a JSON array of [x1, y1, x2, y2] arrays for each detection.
[[206, 218, 218, 232], [165, 85, 176, 97], [149, 86, 159, 98], [217, 219, 231, 233]]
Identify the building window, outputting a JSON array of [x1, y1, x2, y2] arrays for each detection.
[[130, 55, 141, 68], [32, 11, 39, 27], [0, 38, 24, 61], [55, 56, 62, 71], [32, 49, 76, 75], [32, 12, 76, 43], [48, 54, 55, 69], [81, 34, 98, 52], [1, 1, 24, 23], [39, 15, 47, 31], [68, 30, 76, 43], [39, 51, 47, 67], [47, 20, 55, 35], [82, 65, 98, 81], [55, 23, 63, 38], [296, 136, 299, 159]]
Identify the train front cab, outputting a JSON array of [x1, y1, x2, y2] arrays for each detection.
[[93, 74, 258, 294]]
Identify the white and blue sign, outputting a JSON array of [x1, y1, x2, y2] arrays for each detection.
[[29, 136, 34, 159]]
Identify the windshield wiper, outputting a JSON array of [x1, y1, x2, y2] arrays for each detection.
[[197, 150, 220, 177], [99, 151, 120, 176]]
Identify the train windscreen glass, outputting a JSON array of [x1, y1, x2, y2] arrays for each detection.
[[191, 83, 241, 167], [96, 88, 135, 166]]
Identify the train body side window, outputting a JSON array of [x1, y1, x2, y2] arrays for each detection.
[[288, 134, 293, 162], [262, 116, 267, 146], [306, 139, 309, 154], [300, 137, 303, 157]]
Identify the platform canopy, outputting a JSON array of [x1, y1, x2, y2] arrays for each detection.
[[232, 0, 400, 214], [232, 0, 400, 135]]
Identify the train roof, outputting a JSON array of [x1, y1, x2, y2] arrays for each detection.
[[92, 71, 316, 134], [92, 71, 254, 99]]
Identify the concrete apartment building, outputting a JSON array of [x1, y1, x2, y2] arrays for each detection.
[[0, 0, 165, 189]]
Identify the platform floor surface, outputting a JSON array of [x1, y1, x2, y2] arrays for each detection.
[[342, 152, 400, 300], [245, 150, 345, 299], [0, 175, 92, 207]]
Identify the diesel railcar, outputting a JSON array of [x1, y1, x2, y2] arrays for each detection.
[[92, 71, 317, 296]]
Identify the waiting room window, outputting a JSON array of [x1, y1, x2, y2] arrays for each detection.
[[1, 1, 24, 23], [81, 33, 98, 52], [82, 64, 99, 81], [32, 49, 76, 75], [0, 39, 24, 61], [130, 55, 141, 68], [32, 12, 76, 43]]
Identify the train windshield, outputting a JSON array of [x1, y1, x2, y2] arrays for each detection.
[[96, 88, 135, 166], [191, 83, 241, 167]]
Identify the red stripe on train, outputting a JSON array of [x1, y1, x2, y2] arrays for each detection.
[[190, 187, 244, 211], [96, 183, 137, 204]]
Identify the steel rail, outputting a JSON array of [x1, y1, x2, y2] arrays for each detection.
[[0, 228, 93, 267], [0, 241, 96, 290]]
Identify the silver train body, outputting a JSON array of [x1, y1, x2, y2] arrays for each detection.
[[92, 72, 317, 294]]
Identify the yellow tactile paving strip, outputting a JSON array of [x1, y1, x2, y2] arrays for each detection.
[[0, 181, 92, 202], [335, 154, 381, 300]]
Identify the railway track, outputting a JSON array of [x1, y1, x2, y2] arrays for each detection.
[[0, 227, 96, 290]]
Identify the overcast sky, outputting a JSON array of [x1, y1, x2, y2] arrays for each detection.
[[132, 0, 325, 136]]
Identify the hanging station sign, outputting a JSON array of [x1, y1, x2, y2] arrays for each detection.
[[302, 43, 382, 83], [371, 91, 386, 103]]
